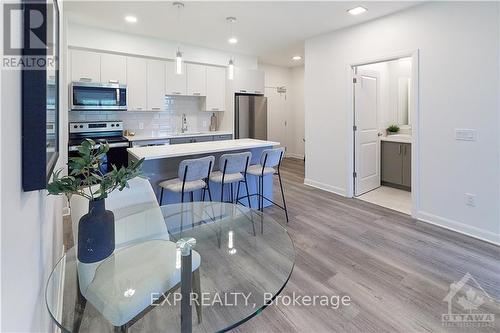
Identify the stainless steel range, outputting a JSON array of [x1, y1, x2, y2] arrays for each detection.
[[68, 121, 129, 173]]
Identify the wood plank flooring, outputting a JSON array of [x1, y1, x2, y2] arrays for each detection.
[[233, 158, 499, 332], [63, 158, 500, 332]]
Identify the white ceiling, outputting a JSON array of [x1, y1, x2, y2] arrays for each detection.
[[65, 1, 421, 67]]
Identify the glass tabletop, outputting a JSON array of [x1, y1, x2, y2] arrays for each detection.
[[46, 202, 295, 332]]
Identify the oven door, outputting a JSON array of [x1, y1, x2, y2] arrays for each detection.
[[70, 82, 127, 111]]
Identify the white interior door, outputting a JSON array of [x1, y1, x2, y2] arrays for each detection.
[[266, 87, 287, 150], [354, 69, 381, 196]]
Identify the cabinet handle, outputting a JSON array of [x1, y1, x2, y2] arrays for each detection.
[[173, 92, 181, 95], [135, 107, 143, 110], [239, 90, 247, 93], [211, 108, 219, 111], [79, 77, 92, 82], [108, 79, 118, 83], [255, 91, 261, 94], [152, 107, 161, 110], [398, 144, 402, 155], [192, 92, 201, 96]]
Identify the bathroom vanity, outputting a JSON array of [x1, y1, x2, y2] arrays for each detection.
[[381, 135, 411, 191]]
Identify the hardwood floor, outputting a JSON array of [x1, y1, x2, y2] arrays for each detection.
[[233, 158, 500, 332], [63, 157, 499, 332]]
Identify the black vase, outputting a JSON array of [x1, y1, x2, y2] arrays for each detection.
[[77, 199, 115, 263]]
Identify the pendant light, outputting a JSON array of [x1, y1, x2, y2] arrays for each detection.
[[173, 2, 184, 75], [228, 59, 234, 80], [226, 17, 237, 80]]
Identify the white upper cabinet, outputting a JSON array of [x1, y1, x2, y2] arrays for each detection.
[[126, 57, 147, 111], [70, 49, 100, 83], [249, 69, 265, 94], [233, 68, 265, 94], [205, 66, 226, 111], [165, 61, 187, 95], [186, 64, 207, 96], [100, 53, 127, 84], [147, 59, 166, 111]]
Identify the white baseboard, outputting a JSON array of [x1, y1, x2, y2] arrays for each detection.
[[416, 211, 500, 246], [303, 178, 347, 196], [285, 152, 304, 160]]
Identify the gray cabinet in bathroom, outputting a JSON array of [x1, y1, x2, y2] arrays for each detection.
[[381, 141, 411, 191]]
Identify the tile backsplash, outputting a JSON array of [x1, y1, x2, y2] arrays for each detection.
[[68, 96, 213, 136]]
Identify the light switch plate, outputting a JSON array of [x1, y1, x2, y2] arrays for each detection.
[[455, 129, 477, 141], [464, 193, 476, 207]]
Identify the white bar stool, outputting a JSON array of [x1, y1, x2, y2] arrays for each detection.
[[209, 152, 252, 207], [158, 156, 215, 204], [247, 147, 289, 223]]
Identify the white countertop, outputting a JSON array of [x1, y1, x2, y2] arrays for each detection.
[[125, 131, 233, 142], [128, 139, 280, 160], [381, 134, 412, 144]]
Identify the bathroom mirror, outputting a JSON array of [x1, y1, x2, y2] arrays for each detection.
[[397, 77, 411, 126]]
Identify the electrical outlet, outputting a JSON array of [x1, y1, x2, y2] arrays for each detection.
[[464, 193, 476, 207], [139, 122, 144, 130]]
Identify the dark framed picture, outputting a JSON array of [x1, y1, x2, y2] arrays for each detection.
[[22, 0, 60, 191]]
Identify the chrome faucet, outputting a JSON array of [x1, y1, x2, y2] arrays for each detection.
[[181, 113, 188, 133]]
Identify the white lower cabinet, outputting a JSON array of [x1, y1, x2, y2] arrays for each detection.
[[126, 57, 147, 111], [205, 66, 226, 111], [147, 60, 166, 111]]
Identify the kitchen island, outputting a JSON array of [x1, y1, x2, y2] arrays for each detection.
[[128, 139, 280, 206]]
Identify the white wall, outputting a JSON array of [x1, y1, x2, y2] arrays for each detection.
[[305, 2, 500, 244], [260, 64, 305, 159], [0, 2, 66, 332], [289, 66, 305, 158], [68, 23, 258, 69]]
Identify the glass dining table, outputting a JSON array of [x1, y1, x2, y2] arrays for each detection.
[[46, 202, 295, 332]]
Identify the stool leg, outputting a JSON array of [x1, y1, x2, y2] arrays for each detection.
[[207, 184, 213, 202], [235, 181, 241, 204], [278, 170, 289, 223], [190, 191, 194, 202], [160, 188, 164, 205], [220, 182, 224, 203], [230, 183, 234, 203], [244, 177, 252, 209], [202, 188, 206, 201]]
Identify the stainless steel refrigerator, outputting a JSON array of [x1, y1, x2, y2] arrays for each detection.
[[234, 94, 267, 140]]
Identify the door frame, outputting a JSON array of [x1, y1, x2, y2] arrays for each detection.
[[346, 50, 420, 218]]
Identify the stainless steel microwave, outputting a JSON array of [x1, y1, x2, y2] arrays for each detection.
[[70, 82, 127, 111]]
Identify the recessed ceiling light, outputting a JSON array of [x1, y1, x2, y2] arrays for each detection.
[[347, 6, 367, 16], [228, 37, 238, 44], [124, 16, 137, 23], [292, 56, 302, 61]]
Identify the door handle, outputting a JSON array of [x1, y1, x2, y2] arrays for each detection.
[[398, 144, 402, 155], [377, 132, 383, 137]]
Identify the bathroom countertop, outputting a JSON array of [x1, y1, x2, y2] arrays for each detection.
[[380, 134, 412, 144], [125, 131, 233, 142]]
